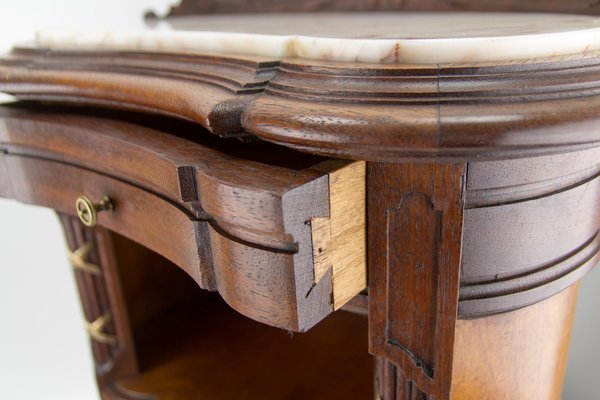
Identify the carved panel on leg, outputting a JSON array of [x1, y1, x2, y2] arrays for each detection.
[[368, 163, 466, 400], [59, 214, 150, 400], [375, 356, 430, 400]]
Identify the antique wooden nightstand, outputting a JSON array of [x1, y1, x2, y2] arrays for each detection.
[[2, 3, 600, 399]]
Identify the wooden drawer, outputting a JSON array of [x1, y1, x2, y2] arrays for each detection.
[[0, 106, 366, 332]]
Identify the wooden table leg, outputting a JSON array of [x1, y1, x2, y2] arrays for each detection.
[[60, 214, 232, 399], [451, 283, 578, 400], [367, 155, 593, 399], [59, 214, 142, 400], [368, 162, 466, 400], [373, 283, 577, 400]]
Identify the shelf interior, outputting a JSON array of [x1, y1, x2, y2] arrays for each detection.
[[113, 233, 373, 399]]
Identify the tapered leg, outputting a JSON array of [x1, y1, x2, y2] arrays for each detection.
[[451, 283, 578, 400], [368, 162, 466, 400], [366, 153, 595, 400], [59, 214, 143, 400], [373, 284, 578, 400]]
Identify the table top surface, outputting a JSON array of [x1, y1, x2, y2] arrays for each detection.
[[5, 12, 600, 161], [35, 12, 600, 64]]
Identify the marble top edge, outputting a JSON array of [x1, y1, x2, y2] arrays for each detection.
[[32, 13, 600, 65]]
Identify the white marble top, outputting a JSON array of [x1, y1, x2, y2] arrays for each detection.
[[34, 13, 600, 64]]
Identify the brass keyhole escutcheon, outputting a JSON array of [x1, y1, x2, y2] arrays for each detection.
[[76, 195, 113, 227]]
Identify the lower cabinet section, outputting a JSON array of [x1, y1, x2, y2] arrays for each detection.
[[119, 294, 372, 400], [64, 226, 373, 400], [0, 107, 367, 332]]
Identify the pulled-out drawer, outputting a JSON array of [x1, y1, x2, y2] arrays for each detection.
[[0, 106, 365, 332]]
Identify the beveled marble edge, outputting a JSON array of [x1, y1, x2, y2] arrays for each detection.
[[27, 13, 600, 65], [34, 28, 600, 65]]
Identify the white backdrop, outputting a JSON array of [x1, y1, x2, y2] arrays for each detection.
[[0, 2, 599, 399]]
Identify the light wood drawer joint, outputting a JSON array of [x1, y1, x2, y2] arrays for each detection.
[[310, 160, 366, 310]]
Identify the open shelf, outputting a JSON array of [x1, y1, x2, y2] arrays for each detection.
[[109, 232, 372, 400], [116, 292, 372, 399]]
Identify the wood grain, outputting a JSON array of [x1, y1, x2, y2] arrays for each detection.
[[368, 162, 465, 399], [5, 48, 600, 161], [109, 232, 201, 337], [452, 284, 579, 400], [59, 216, 147, 399], [310, 160, 366, 309], [459, 149, 600, 317], [0, 106, 327, 251], [7, 154, 214, 288], [118, 293, 373, 400], [243, 56, 600, 161], [375, 357, 430, 400], [0, 150, 342, 331], [2, 9, 600, 397], [0, 106, 367, 331], [0, 48, 280, 137], [58, 226, 371, 399]]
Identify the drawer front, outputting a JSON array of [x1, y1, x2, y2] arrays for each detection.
[[3, 155, 213, 288], [0, 108, 366, 332]]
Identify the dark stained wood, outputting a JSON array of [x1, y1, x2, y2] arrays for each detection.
[[243, 55, 600, 161], [0, 106, 360, 332], [58, 228, 370, 400], [7, 154, 215, 288], [368, 163, 466, 399], [167, 0, 600, 15], [206, 161, 359, 330], [457, 147, 600, 317], [0, 153, 335, 331], [0, 106, 326, 251], [209, 219, 333, 331], [452, 283, 579, 400], [374, 356, 396, 400], [6, 48, 600, 161], [3, 10, 600, 400], [59, 215, 147, 400], [375, 357, 430, 400], [109, 232, 201, 335], [341, 293, 369, 316], [0, 48, 280, 137], [117, 293, 373, 400]]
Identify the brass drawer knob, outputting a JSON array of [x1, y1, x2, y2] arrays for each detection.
[[76, 195, 113, 227]]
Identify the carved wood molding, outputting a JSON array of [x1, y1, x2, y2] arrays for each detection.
[[243, 54, 600, 160], [457, 148, 600, 317], [166, 0, 600, 16], [59, 215, 151, 400], [0, 106, 327, 254], [0, 107, 367, 332], [4, 49, 600, 161], [375, 356, 430, 400], [3, 68, 600, 331], [0, 47, 278, 138], [459, 230, 600, 317], [368, 163, 466, 399]]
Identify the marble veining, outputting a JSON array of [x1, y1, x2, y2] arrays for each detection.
[[34, 13, 600, 64]]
